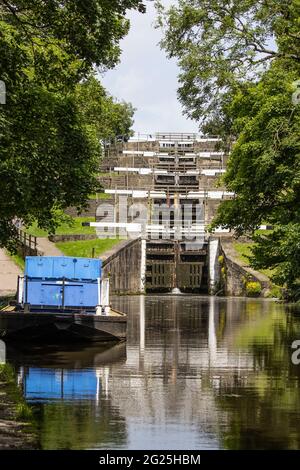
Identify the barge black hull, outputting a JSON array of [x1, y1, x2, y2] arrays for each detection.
[[0, 310, 127, 343]]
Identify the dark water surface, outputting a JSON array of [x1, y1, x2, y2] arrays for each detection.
[[4, 295, 300, 449]]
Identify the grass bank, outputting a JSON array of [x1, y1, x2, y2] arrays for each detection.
[[233, 241, 282, 298], [233, 242, 274, 278], [56, 238, 122, 258], [89, 192, 111, 200], [25, 217, 96, 237], [6, 251, 25, 270]]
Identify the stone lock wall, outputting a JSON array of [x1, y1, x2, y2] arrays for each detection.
[[220, 239, 270, 296], [101, 238, 144, 294]]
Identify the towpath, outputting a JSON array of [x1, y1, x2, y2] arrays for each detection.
[[0, 249, 22, 297], [36, 237, 63, 256], [0, 239, 63, 296]]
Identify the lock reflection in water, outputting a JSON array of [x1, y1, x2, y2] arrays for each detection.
[[0, 340, 6, 364]]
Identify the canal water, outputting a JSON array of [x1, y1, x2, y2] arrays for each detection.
[[3, 295, 300, 449]]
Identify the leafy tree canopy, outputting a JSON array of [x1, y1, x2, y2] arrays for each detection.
[[0, 0, 146, 71], [213, 62, 300, 234], [212, 61, 300, 299], [0, 1, 141, 248], [75, 77, 135, 142], [156, 0, 300, 121]]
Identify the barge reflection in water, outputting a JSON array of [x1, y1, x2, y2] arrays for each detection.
[[5, 295, 300, 450]]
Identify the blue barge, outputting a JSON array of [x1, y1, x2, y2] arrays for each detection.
[[0, 256, 126, 342]]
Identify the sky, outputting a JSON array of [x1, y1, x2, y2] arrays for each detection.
[[101, 1, 199, 135]]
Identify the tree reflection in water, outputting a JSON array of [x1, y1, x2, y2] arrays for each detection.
[[214, 305, 300, 449]]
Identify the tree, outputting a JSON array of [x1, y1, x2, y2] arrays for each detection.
[[75, 77, 135, 142], [212, 63, 300, 228], [156, 0, 300, 122], [250, 224, 300, 299], [157, 1, 300, 298], [0, 1, 143, 248], [0, 1, 146, 71], [211, 60, 300, 298]]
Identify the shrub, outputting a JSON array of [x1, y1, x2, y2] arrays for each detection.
[[245, 281, 262, 297], [266, 284, 283, 299]]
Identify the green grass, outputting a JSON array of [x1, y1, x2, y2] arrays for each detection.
[[24, 223, 48, 237], [7, 252, 25, 270], [25, 217, 96, 237], [89, 192, 111, 200], [233, 242, 252, 265], [56, 238, 122, 258], [233, 241, 276, 279], [255, 229, 273, 236]]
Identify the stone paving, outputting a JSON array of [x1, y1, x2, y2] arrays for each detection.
[[0, 239, 63, 296], [0, 249, 21, 296]]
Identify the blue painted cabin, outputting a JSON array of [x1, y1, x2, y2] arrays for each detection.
[[22, 256, 102, 309]]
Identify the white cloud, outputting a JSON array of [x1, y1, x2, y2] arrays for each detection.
[[100, 1, 199, 134]]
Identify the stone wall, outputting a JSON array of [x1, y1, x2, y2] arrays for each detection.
[[100, 173, 153, 191], [120, 139, 223, 153], [48, 234, 97, 243], [65, 199, 100, 218], [220, 239, 270, 296], [101, 238, 144, 294]]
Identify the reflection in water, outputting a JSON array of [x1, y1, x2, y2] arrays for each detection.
[[8, 343, 127, 450], [5, 296, 300, 449], [208, 297, 217, 367], [24, 369, 97, 401], [13, 343, 126, 402], [0, 339, 5, 364]]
